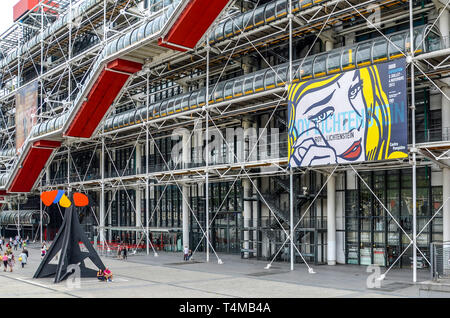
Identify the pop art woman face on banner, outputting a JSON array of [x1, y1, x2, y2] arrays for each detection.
[[288, 64, 406, 167]]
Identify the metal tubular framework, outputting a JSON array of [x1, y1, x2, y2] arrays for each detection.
[[0, 0, 449, 282]]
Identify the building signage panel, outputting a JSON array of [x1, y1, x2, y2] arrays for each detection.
[[15, 81, 38, 151], [288, 59, 408, 167]]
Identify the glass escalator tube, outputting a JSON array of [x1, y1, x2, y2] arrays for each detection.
[[102, 26, 433, 135]]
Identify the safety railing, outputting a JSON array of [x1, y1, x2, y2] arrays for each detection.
[[430, 242, 450, 281], [416, 127, 450, 143]]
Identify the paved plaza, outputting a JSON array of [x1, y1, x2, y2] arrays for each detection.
[[0, 244, 446, 298]]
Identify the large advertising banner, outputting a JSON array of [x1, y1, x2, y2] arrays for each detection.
[[15, 82, 38, 151], [287, 59, 408, 167]]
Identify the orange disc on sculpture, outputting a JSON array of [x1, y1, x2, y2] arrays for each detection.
[[59, 194, 72, 208], [73, 192, 89, 207], [41, 190, 58, 206]]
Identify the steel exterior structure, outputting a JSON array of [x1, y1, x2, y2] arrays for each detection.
[[0, 0, 448, 283]]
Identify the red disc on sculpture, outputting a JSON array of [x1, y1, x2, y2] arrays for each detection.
[[73, 192, 89, 207], [41, 190, 58, 206]]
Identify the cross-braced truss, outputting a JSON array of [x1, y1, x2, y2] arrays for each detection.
[[0, 0, 449, 284]]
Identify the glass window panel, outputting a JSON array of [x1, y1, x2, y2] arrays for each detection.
[[313, 54, 326, 77], [299, 57, 312, 79], [388, 232, 399, 245], [346, 218, 358, 231], [374, 233, 385, 244], [426, 30, 441, 52], [341, 47, 356, 70], [374, 217, 384, 231], [387, 171, 399, 189], [360, 217, 371, 231], [347, 244, 358, 264], [345, 190, 357, 217], [373, 248, 385, 266], [356, 43, 371, 66], [347, 231, 358, 243], [372, 39, 387, 62], [389, 34, 406, 58], [360, 247, 371, 265], [327, 51, 341, 74]]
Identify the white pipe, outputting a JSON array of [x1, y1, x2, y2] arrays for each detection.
[[413, 47, 450, 61], [182, 130, 190, 251], [409, 0, 417, 283], [205, 42, 210, 263], [100, 136, 105, 249], [289, 0, 295, 272], [327, 175, 336, 265], [146, 74, 150, 255], [182, 184, 189, 251]]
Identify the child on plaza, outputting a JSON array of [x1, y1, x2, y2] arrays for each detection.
[[23, 247, 29, 258], [19, 250, 27, 268]]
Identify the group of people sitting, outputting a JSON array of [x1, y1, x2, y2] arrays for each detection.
[[97, 268, 113, 282]]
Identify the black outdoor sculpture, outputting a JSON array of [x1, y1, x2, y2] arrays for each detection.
[[33, 192, 105, 283]]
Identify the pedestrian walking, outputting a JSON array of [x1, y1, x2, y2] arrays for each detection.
[[13, 239, 17, 251], [7, 253, 14, 272], [41, 245, 46, 259], [23, 247, 29, 258], [19, 250, 27, 268], [117, 245, 122, 259], [2, 253, 7, 272], [183, 246, 189, 261], [122, 246, 127, 260]]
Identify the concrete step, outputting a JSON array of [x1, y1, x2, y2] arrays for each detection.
[[418, 280, 450, 293]]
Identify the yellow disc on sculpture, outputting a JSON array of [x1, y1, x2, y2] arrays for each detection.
[[59, 194, 72, 208]]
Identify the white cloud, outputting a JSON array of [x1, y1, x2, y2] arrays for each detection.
[[0, 0, 15, 35]]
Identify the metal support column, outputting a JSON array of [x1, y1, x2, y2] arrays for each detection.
[[182, 130, 190, 250], [40, 181, 43, 243], [205, 42, 210, 263], [288, 0, 294, 271], [327, 175, 336, 265], [67, 145, 71, 194], [17, 198, 20, 238], [146, 73, 151, 255], [100, 137, 105, 249], [409, 0, 417, 282], [135, 143, 142, 245]]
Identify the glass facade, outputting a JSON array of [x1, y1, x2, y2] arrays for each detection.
[[191, 181, 242, 254], [345, 167, 442, 268]]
